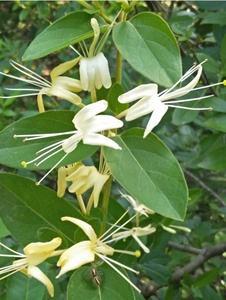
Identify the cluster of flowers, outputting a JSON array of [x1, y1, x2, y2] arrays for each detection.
[[0, 17, 225, 296], [0, 196, 156, 297]]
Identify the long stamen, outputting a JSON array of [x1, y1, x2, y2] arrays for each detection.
[[0, 254, 25, 258], [11, 60, 51, 85], [14, 130, 76, 140], [192, 81, 225, 91], [105, 234, 130, 244], [0, 93, 39, 99], [98, 254, 139, 274], [164, 94, 213, 104], [10, 61, 51, 87], [99, 210, 129, 241], [167, 104, 212, 111], [5, 87, 40, 92], [159, 60, 207, 97], [0, 243, 24, 256], [35, 147, 63, 166], [132, 235, 150, 253], [0, 260, 26, 272], [69, 45, 82, 57], [113, 249, 140, 257], [101, 213, 137, 243], [97, 254, 141, 293], [0, 71, 47, 88], [22, 143, 63, 166], [36, 152, 69, 185], [0, 266, 27, 281], [37, 140, 65, 154]]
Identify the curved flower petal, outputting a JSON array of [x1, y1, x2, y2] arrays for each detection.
[[53, 76, 82, 92], [73, 100, 108, 128], [27, 265, 54, 297], [48, 86, 82, 106], [62, 133, 81, 153], [143, 103, 168, 138], [79, 58, 89, 91], [83, 133, 122, 150], [160, 65, 202, 101], [82, 115, 123, 133], [50, 57, 80, 81], [90, 173, 109, 207], [96, 52, 112, 89], [56, 241, 95, 277], [24, 237, 62, 266], [86, 63, 96, 92], [125, 96, 159, 121], [57, 167, 68, 198], [61, 217, 97, 241], [118, 84, 158, 104], [68, 171, 94, 195]]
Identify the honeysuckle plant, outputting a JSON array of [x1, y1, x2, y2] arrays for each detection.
[[0, 1, 225, 299]]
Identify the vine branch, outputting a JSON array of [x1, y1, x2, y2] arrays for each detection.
[[185, 169, 226, 207], [171, 242, 226, 282]]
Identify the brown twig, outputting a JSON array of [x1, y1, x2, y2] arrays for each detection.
[[185, 169, 226, 207], [168, 241, 202, 255], [171, 243, 226, 282], [143, 242, 226, 297]]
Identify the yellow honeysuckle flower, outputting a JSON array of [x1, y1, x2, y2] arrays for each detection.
[[0, 58, 82, 112], [57, 163, 109, 214], [0, 237, 62, 297], [57, 212, 142, 293], [121, 192, 155, 217], [111, 225, 156, 254]]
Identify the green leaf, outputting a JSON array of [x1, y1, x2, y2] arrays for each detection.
[[107, 83, 128, 115], [67, 265, 143, 300], [203, 114, 226, 132], [201, 11, 226, 26], [204, 97, 226, 113], [0, 217, 10, 238], [138, 262, 170, 285], [0, 111, 97, 170], [193, 269, 219, 288], [6, 272, 45, 300], [172, 101, 199, 126], [113, 12, 182, 87], [0, 173, 82, 245], [23, 12, 93, 61], [197, 134, 226, 171], [103, 128, 188, 220], [221, 35, 226, 65]]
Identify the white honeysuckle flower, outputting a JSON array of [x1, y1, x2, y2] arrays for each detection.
[[57, 163, 109, 214], [79, 18, 112, 92], [121, 192, 155, 217], [118, 61, 226, 137], [0, 59, 82, 112], [0, 238, 62, 297], [57, 211, 142, 293], [14, 100, 123, 185], [79, 52, 112, 92], [109, 225, 156, 254]]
